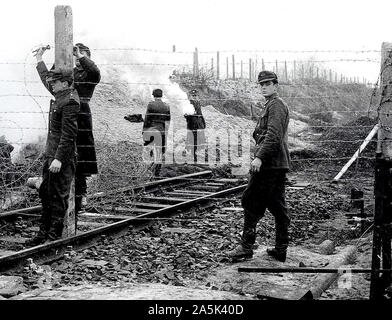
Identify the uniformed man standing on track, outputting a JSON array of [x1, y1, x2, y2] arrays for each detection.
[[227, 71, 291, 262], [29, 52, 80, 245], [34, 43, 100, 214], [184, 89, 206, 163], [142, 88, 171, 176]]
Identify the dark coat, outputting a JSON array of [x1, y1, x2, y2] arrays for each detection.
[[36, 62, 80, 163], [253, 93, 291, 170], [185, 99, 206, 130], [73, 56, 101, 175], [143, 100, 170, 133]]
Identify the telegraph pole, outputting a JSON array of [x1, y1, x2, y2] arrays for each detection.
[[370, 42, 392, 300], [54, 5, 76, 237]]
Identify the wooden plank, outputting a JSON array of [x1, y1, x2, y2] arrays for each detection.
[[333, 124, 379, 182], [165, 192, 198, 197], [132, 202, 170, 209], [222, 207, 243, 211], [0, 236, 28, 244], [140, 196, 185, 203], [172, 189, 213, 194], [115, 207, 153, 214], [77, 221, 106, 228], [79, 212, 130, 220]]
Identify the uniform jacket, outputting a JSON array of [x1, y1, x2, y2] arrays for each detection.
[[253, 93, 290, 170], [73, 56, 101, 175], [185, 99, 206, 130], [36, 62, 80, 163], [37, 63, 80, 165], [143, 100, 171, 134]]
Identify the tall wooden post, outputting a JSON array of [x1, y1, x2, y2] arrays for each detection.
[[370, 42, 392, 300], [232, 54, 235, 80], [216, 51, 220, 80], [249, 58, 252, 81], [293, 61, 296, 81], [54, 5, 75, 237], [194, 47, 199, 78], [226, 57, 229, 79], [284, 61, 288, 82]]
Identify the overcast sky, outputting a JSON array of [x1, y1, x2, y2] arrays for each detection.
[[1, 0, 391, 77], [1, 0, 391, 53], [1, 0, 392, 152]]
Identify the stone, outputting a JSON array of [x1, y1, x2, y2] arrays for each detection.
[[318, 240, 335, 255], [0, 276, 25, 298]]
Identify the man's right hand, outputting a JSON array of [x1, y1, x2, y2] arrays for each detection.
[[34, 47, 47, 62]]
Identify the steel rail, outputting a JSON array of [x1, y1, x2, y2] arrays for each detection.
[[0, 171, 213, 219], [0, 184, 246, 272]]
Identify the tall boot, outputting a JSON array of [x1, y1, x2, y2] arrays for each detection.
[[47, 220, 64, 241]]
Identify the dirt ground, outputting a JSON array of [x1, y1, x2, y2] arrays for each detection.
[[3, 164, 378, 301]]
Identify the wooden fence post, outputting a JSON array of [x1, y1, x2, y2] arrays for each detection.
[[216, 51, 220, 80], [232, 54, 235, 80], [54, 5, 75, 237], [370, 42, 392, 300], [226, 57, 229, 79], [293, 61, 296, 81], [194, 47, 199, 78], [284, 61, 288, 82], [249, 58, 252, 81]]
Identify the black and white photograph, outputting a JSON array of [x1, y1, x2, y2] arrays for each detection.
[[0, 0, 391, 314]]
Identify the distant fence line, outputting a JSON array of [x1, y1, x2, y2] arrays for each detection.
[[190, 48, 375, 85]]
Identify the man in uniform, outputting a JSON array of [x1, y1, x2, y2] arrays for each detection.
[[227, 71, 291, 262], [72, 43, 101, 212], [29, 58, 79, 245], [0, 137, 14, 186], [142, 89, 171, 176], [184, 89, 206, 163], [35, 43, 100, 213]]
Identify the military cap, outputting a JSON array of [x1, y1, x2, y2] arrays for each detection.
[[152, 88, 163, 97], [75, 43, 91, 56], [46, 68, 73, 84], [257, 70, 278, 84]]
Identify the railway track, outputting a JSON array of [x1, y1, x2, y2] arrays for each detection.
[[0, 171, 247, 272]]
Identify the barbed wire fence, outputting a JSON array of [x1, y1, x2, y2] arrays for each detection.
[[0, 45, 383, 243]]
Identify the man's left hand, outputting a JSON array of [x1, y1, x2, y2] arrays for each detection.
[[250, 157, 262, 173], [49, 159, 62, 173], [73, 46, 83, 59]]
